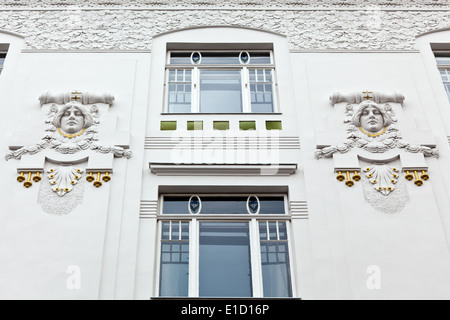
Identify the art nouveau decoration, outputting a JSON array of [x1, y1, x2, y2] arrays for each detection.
[[5, 90, 131, 214], [5, 91, 131, 160], [316, 90, 437, 214], [315, 94, 439, 159], [47, 166, 83, 197]]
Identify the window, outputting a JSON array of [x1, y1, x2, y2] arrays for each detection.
[[157, 194, 293, 298], [434, 51, 450, 102], [0, 51, 6, 76], [165, 51, 277, 113]]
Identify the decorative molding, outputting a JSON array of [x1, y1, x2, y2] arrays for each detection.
[[39, 91, 115, 106], [330, 91, 405, 105], [39, 163, 86, 215], [289, 200, 309, 219], [1, 0, 449, 9], [47, 166, 83, 197], [145, 136, 301, 150], [5, 92, 132, 160], [149, 163, 298, 176], [140, 200, 158, 219], [315, 98, 439, 159], [0, 6, 448, 50]]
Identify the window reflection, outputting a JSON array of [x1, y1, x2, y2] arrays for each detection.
[[199, 222, 252, 297], [199, 70, 243, 113]]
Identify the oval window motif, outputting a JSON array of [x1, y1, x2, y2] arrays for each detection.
[[240, 51, 250, 64], [247, 195, 260, 214], [191, 52, 202, 64], [189, 195, 201, 214]]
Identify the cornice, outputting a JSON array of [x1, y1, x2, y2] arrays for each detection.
[[0, 0, 449, 10]]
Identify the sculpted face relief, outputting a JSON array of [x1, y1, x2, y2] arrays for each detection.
[[60, 106, 85, 134], [360, 105, 384, 134]]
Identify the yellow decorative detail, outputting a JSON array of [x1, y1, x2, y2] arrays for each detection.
[[86, 172, 95, 182], [358, 126, 386, 138], [353, 171, 361, 181], [421, 170, 430, 181], [345, 171, 354, 187], [414, 171, 423, 187], [17, 172, 25, 183], [102, 172, 111, 182], [93, 172, 103, 188], [24, 172, 33, 188], [33, 172, 42, 182], [405, 171, 414, 181], [336, 171, 345, 182], [58, 127, 85, 139]]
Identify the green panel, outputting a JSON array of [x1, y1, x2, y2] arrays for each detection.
[[239, 121, 256, 131], [187, 121, 204, 130], [266, 121, 282, 130], [213, 121, 230, 130], [161, 121, 177, 131]]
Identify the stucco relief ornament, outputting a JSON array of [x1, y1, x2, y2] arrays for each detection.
[[315, 91, 438, 214], [5, 100, 132, 160], [5, 92, 132, 215], [315, 100, 439, 160]]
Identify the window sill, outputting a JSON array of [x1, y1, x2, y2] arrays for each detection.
[[161, 113, 282, 115], [151, 297, 302, 301]]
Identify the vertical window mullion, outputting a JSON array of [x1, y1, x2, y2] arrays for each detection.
[[189, 218, 199, 297], [242, 67, 251, 113], [193, 67, 200, 113], [250, 218, 264, 297]]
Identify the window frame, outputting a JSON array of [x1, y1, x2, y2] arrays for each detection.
[[163, 50, 279, 114], [0, 50, 7, 75], [434, 50, 450, 103], [155, 194, 296, 298]]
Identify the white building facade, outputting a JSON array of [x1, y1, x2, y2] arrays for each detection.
[[0, 0, 450, 300]]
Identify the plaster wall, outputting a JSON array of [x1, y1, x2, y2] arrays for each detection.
[[0, 22, 450, 300]]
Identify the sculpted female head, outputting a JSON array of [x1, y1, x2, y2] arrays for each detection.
[[53, 102, 94, 135], [352, 101, 393, 134]]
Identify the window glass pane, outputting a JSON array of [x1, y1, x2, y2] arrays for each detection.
[[249, 69, 274, 113], [170, 52, 192, 64], [260, 242, 292, 297], [159, 221, 190, 297], [259, 221, 292, 298], [167, 69, 192, 113], [200, 196, 248, 214], [258, 197, 285, 214], [200, 70, 243, 113], [163, 196, 190, 214], [249, 52, 271, 65], [160, 242, 190, 297], [200, 52, 240, 65], [199, 222, 252, 297], [436, 57, 450, 65]]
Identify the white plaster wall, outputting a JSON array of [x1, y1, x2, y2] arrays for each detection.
[[0, 50, 150, 299], [2, 23, 450, 300], [291, 51, 450, 299]]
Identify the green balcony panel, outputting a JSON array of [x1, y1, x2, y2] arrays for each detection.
[[213, 121, 230, 130], [187, 121, 204, 130], [161, 121, 177, 131], [239, 121, 256, 131], [266, 121, 282, 130]]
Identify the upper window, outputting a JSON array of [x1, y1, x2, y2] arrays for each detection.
[[0, 51, 7, 76], [165, 51, 277, 113], [434, 51, 450, 102]]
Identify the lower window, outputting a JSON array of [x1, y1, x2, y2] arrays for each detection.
[[158, 219, 293, 298]]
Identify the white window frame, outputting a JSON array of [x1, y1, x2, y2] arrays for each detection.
[[435, 50, 450, 103], [0, 50, 7, 75], [163, 50, 279, 114], [154, 194, 296, 298]]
